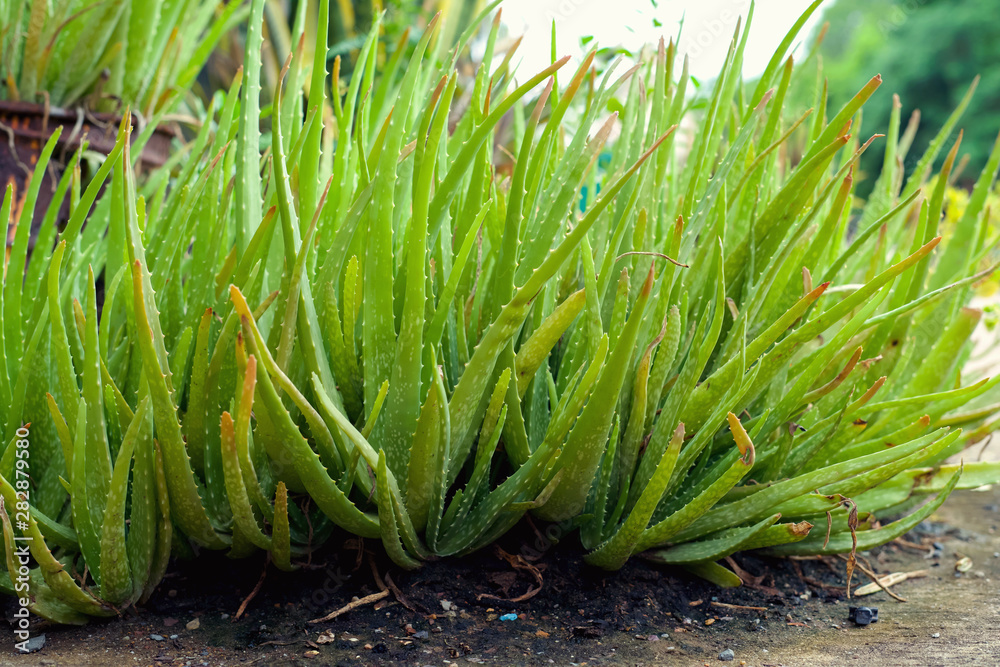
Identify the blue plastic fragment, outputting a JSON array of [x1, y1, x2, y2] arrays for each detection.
[[499, 613, 518, 622]]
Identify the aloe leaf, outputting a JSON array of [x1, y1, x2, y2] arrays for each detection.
[[514, 290, 586, 397], [768, 467, 963, 556], [673, 423, 958, 542], [448, 131, 673, 478], [535, 268, 656, 522], [83, 268, 113, 529], [220, 411, 271, 550], [46, 242, 81, 434], [442, 372, 508, 537], [234, 355, 273, 521], [125, 397, 156, 605], [5, 128, 61, 364], [376, 452, 422, 570], [428, 56, 572, 237], [425, 200, 489, 350], [231, 288, 379, 538], [99, 398, 149, 606], [375, 23, 446, 477], [271, 482, 294, 571], [140, 441, 173, 604], [404, 364, 447, 533], [683, 281, 829, 432], [234, 0, 265, 254], [0, 473, 112, 616], [910, 462, 1000, 494], [778, 429, 961, 519], [586, 423, 686, 569], [641, 415, 757, 552], [734, 520, 813, 551], [128, 256, 225, 548], [682, 561, 744, 587], [646, 514, 781, 564], [70, 403, 101, 584]]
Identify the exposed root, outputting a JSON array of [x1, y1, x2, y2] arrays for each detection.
[[791, 559, 844, 593], [235, 557, 269, 620], [476, 546, 544, 603], [724, 556, 782, 596]]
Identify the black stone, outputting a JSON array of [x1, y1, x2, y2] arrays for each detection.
[[848, 606, 879, 626]]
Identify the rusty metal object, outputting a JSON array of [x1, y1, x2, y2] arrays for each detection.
[[0, 100, 179, 249]]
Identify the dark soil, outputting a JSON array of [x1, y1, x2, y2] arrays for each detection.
[[2, 483, 999, 667]]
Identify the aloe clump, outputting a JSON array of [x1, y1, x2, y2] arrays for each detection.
[[1, 0, 999, 622], [0, 0, 246, 114]]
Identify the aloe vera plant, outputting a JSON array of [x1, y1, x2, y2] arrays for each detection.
[[0, 0, 246, 114], [2, 0, 1000, 623]]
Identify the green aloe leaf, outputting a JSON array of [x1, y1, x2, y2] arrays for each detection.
[[768, 467, 964, 556], [646, 514, 782, 564]]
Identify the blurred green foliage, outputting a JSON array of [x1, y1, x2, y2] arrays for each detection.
[[814, 0, 1000, 187]]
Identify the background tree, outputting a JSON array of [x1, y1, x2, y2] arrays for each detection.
[[814, 0, 1000, 190]]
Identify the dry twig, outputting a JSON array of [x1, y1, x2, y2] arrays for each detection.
[[710, 601, 768, 612], [836, 554, 908, 602], [308, 590, 390, 624]]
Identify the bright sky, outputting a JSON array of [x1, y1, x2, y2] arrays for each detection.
[[498, 0, 826, 81]]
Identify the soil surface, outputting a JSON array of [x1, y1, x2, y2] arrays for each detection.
[[1, 479, 997, 667]]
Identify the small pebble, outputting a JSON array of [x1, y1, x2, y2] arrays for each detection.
[[413, 630, 429, 640], [719, 648, 735, 661], [169, 634, 178, 640], [150, 634, 165, 641], [186, 619, 201, 630], [440, 600, 453, 611], [848, 606, 879, 626], [932, 633, 941, 638], [23, 635, 46, 653], [499, 613, 518, 622]]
